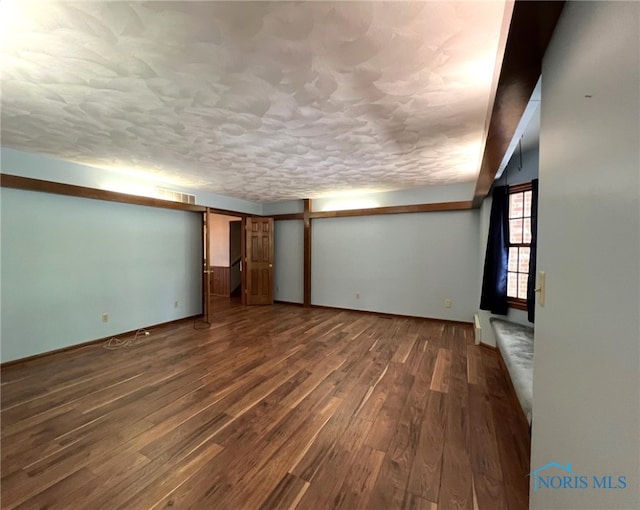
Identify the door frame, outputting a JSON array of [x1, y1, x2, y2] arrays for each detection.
[[241, 216, 247, 305], [203, 210, 274, 308], [203, 209, 213, 323]]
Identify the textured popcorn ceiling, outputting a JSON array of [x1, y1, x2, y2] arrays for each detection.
[[0, 1, 508, 202]]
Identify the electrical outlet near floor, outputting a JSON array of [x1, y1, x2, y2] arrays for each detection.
[[174, 300, 179, 308], [102, 313, 109, 323], [356, 292, 360, 299], [444, 299, 453, 308]]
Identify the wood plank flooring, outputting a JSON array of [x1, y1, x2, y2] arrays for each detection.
[[1, 303, 530, 509]]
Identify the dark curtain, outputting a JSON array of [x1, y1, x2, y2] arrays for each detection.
[[480, 185, 510, 315], [527, 179, 539, 322]]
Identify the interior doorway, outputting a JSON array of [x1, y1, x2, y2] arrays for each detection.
[[208, 213, 243, 310], [204, 212, 275, 313]]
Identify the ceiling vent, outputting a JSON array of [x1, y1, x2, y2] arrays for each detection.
[[156, 187, 196, 205]]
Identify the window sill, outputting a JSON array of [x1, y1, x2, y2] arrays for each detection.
[[508, 298, 528, 311]]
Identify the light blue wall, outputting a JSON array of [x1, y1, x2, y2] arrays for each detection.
[[0, 187, 203, 362], [312, 211, 480, 322], [273, 220, 304, 304], [311, 181, 475, 212], [261, 182, 475, 215], [531, 2, 639, 508], [263, 200, 304, 216], [265, 183, 479, 315]]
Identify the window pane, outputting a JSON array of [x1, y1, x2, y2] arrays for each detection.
[[508, 272, 518, 298], [519, 247, 530, 273], [518, 273, 528, 299], [508, 247, 518, 272], [524, 190, 532, 217], [509, 192, 524, 219], [523, 218, 532, 244], [510, 219, 523, 244]]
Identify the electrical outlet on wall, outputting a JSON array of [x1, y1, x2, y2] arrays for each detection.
[[102, 313, 109, 323], [174, 300, 179, 308], [444, 299, 453, 308], [356, 292, 360, 299]]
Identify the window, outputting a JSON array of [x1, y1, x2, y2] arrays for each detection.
[[507, 182, 533, 309]]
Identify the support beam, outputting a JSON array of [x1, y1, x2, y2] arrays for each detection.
[[303, 198, 312, 307], [310, 201, 472, 218], [472, 0, 565, 207], [272, 201, 472, 221], [1, 174, 207, 212]]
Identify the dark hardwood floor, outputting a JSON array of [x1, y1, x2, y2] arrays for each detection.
[[1, 304, 530, 509]]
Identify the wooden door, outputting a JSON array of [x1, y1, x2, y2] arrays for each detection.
[[245, 217, 274, 305], [203, 209, 214, 322], [229, 220, 242, 297]]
